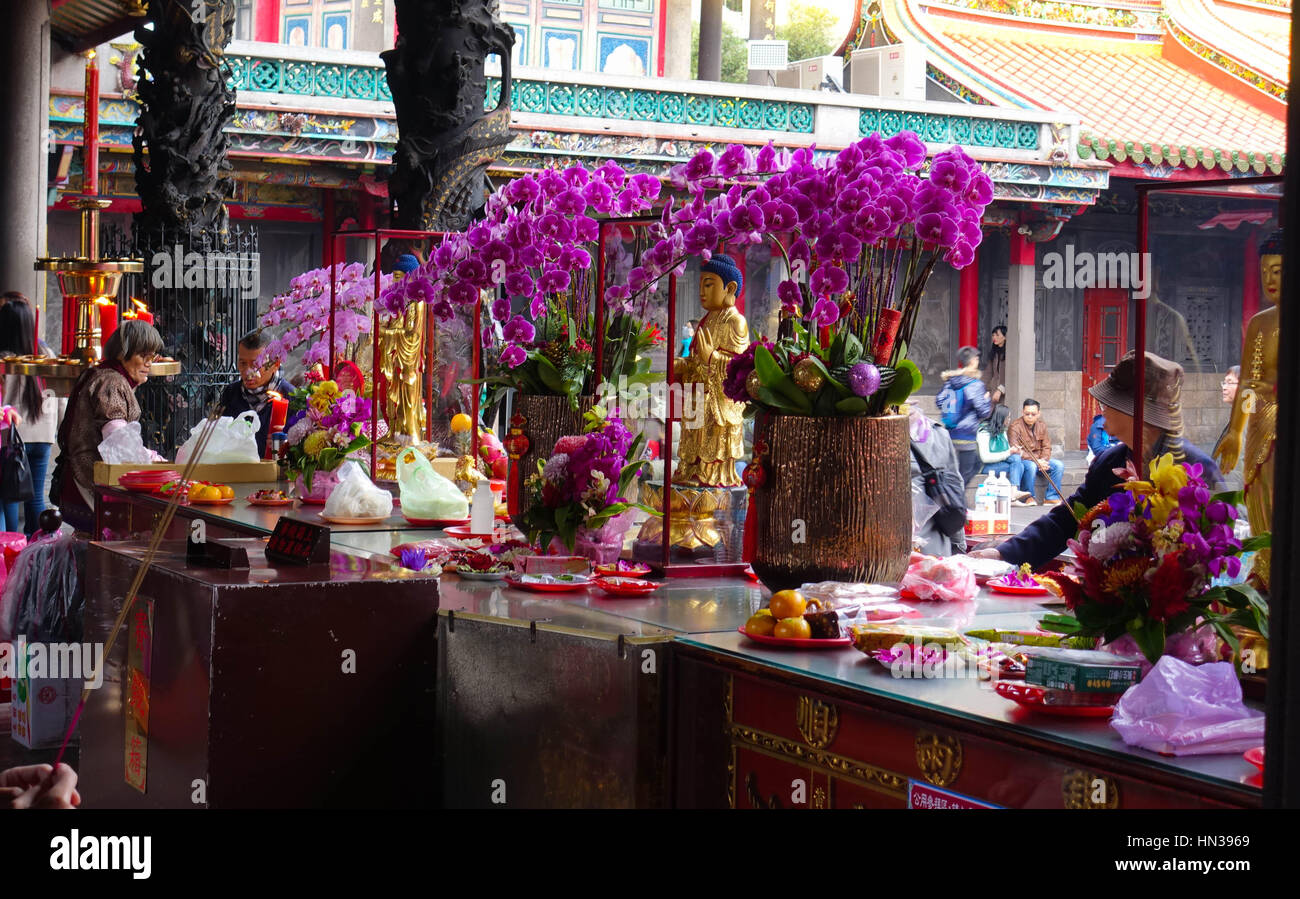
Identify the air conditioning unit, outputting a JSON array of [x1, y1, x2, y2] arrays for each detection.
[[848, 44, 926, 100], [773, 54, 844, 91], [747, 39, 789, 72]]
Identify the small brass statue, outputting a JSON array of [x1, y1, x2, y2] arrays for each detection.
[[675, 254, 749, 488], [1216, 230, 1282, 591]]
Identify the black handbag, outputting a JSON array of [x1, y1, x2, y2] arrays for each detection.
[[1, 424, 33, 502]]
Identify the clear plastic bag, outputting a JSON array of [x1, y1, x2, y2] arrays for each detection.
[[1110, 657, 1264, 756], [176, 410, 261, 464], [396, 448, 468, 521], [0, 528, 85, 644], [899, 553, 979, 602], [97, 421, 153, 464], [323, 461, 393, 520]]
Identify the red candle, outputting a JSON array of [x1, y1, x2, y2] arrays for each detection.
[[266, 392, 289, 458], [872, 308, 903, 366], [84, 52, 98, 196], [95, 299, 117, 346]]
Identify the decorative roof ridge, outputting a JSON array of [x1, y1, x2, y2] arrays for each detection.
[[933, 17, 1166, 51], [1077, 133, 1285, 173], [920, 0, 1163, 36]]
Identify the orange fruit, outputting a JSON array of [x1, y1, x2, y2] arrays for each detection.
[[217, 484, 234, 499], [769, 589, 806, 619], [744, 610, 776, 636], [450, 413, 473, 433], [773, 617, 812, 640], [197, 485, 223, 501]]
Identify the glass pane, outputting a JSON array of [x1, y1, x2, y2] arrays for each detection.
[[1103, 311, 1119, 338], [1102, 343, 1116, 366]]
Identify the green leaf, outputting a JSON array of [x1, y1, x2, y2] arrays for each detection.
[[1037, 613, 1084, 635], [813, 389, 839, 417], [883, 359, 921, 405], [1132, 619, 1167, 664], [844, 333, 863, 367], [535, 355, 566, 394], [756, 385, 806, 415], [1212, 490, 1245, 506], [753, 345, 785, 387], [835, 396, 869, 415], [804, 356, 851, 398], [829, 333, 845, 368], [1071, 501, 1089, 522], [1240, 535, 1271, 553]]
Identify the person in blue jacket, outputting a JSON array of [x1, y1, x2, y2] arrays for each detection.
[[1087, 412, 1113, 457], [936, 345, 993, 485], [975, 352, 1223, 570]]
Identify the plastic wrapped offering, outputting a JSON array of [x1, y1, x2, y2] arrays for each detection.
[[322, 461, 394, 520], [1110, 657, 1264, 756], [397, 448, 469, 521]]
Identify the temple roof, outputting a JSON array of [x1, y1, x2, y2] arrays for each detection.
[[883, 0, 1288, 175]]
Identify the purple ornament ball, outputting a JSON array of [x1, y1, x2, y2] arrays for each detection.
[[848, 362, 881, 397]]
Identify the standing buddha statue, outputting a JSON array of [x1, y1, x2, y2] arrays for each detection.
[[675, 254, 749, 487], [378, 253, 428, 444], [1215, 230, 1282, 591]]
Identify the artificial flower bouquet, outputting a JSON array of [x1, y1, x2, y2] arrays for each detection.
[[1038, 454, 1269, 663], [518, 408, 659, 555], [283, 378, 374, 490], [258, 263, 392, 369]]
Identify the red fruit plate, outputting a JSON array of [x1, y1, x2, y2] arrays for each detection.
[[737, 626, 854, 649], [247, 496, 294, 507], [186, 497, 235, 506], [444, 524, 510, 539], [988, 576, 1050, 596], [404, 516, 471, 528], [119, 469, 179, 482], [592, 576, 659, 597], [994, 681, 1117, 717], [593, 562, 652, 578], [743, 566, 760, 582], [1244, 747, 1264, 772], [504, 575, 590, 593], [298, 496, 328, 506]]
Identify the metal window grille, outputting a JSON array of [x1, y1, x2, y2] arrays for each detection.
[[747, 40, 789, 71]]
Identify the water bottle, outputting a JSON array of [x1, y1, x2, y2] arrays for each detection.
[[470, 480, 495, 535], [980, 472, 997, 513], [995, 471, 1012, 518]]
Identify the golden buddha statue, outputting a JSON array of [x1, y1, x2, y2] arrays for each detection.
[[675, 255, 749, 487], [378, 255, 428, 444], [1215, 230, 1282, 592]]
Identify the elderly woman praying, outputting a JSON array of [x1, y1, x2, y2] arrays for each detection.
[[54, 320, 166, 533]]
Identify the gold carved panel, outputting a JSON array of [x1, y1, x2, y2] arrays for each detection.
[[915, 732, 963, 787], [1063, 770, 1120, 809], [795, 695, 839, 749]]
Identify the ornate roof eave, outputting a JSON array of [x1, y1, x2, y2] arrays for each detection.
[[1077, 134, 1285, 175]]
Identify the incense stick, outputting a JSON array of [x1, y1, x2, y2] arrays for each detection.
[[46, 405, 226, 780]]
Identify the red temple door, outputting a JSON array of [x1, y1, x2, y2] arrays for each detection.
[[1081, 288, 1129, 447]]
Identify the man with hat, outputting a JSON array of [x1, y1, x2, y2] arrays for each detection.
[[979, 351, 1222, 568]]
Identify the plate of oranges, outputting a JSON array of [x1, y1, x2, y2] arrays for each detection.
[[739, 589, 854, 649], [186, 482, 236, 505]]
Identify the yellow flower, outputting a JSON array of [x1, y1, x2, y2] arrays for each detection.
[[1148, 453, 1188, 497], [1148, 493, 1179, 527], [302, 431, 330, 457]]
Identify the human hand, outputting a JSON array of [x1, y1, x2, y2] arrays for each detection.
[[968, 547, 1003, 561], [1037, 459, 1049, 472], [0, 763, 81, 809], [0, 406, 19, 426]]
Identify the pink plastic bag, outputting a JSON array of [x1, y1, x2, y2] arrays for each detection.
[[1110, 657, 1264, 756], [899, 553, 978, 602]]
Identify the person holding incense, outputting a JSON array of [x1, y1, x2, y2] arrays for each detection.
[[219, 329, 293, 457], [974, 352, 1222, 569], [53, 319, 166, 533], [0, 763, 80, 809]]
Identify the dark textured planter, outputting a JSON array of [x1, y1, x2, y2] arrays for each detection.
[[510, 393, 595, 530], [751, 413, 912, 593]]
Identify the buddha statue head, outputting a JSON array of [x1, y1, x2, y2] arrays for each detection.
[[699, 254, 743, 312], [1260, 229, 1283, 307]]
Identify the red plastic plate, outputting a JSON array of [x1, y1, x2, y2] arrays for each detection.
[[404, 516, 471, 528], [1244, 747, 1264, 772], [504, 575, 590, 593], [994, 681, 1117, 717], [592, 576, 659, 597], [988, 577, 1050, 596], [186, 497, 235, 506], [247, 497, 294, 507], [737, 626, 854, 649]]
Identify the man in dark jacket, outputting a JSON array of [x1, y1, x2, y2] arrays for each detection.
[[219, 330, 294, 458], [978, 352, 1223, 570], [937, 345, 992, 485]]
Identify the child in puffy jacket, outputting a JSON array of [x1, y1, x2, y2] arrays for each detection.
[[1087, 413, 1112, 458]]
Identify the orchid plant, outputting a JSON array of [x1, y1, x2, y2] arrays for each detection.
[[626, 131, 994, 417], [257, 263, 393, 369], [375, 163, 665, 409]]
